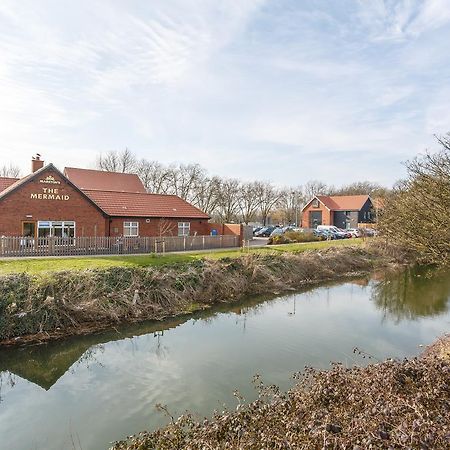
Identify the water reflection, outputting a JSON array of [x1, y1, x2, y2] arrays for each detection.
[[371, 267, 450, 322], [0, 268, 449, 450], [1, 269, 449, 392], [0, 317, 187, 390]]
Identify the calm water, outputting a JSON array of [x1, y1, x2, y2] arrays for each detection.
[[1, 267, 450, 450]]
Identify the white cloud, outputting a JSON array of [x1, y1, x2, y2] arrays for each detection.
[[355, 0, 450, 41], [0, 0, 448, 187]]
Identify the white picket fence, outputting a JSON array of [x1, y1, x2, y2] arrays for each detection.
[[0, 235, 239, 258]]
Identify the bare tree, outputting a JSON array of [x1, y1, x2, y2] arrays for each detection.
[[0, 164, 21, 178], [169, 164, 206, 201], [215, 178, 241, 223], [158, 218, 176, 236], [258, 182, 282, 226], [97, 148, 137, 173], [276, 188, 305, 225], [190, 176, 221, 216], [379, 133, 450, 264], [136, 160, 173, 193], [328, 181, 388, 197], [239, 181, 263, 224], [303, 180, 328, 201]]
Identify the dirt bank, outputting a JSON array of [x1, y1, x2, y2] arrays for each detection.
[[0, 246, 394, 346], [112, 336, 450, 450]]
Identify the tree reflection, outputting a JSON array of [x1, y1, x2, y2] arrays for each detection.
[[0, 371, 17, 403], [371, 267, 450, 322]]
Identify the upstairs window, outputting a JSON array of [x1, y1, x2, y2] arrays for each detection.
[[312, 199, 320, 208], [178, 222, 190, 236], [124, 221, 139, 237]]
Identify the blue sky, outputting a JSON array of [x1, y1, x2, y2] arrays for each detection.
[[1, 0, 449, 187]]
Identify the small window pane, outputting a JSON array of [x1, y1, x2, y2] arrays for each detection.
[[124, 221, 139, 237], [178, 222, 190, 237]]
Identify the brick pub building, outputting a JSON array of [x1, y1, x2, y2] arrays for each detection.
[[0, 156, 211, 239]]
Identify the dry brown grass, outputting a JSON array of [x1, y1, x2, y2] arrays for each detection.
[[423, 334, 450, 361], [0, 246, 384, 345]]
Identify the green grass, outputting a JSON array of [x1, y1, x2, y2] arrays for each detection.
[[0, 238, 364, 275]]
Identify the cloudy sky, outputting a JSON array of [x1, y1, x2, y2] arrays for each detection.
[[1, 0, 449, 187]]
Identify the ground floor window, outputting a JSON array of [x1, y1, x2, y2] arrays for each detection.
[[124, 221, 139, 237], [37, 221, 75, 238], [22, 222, 36, 238], [178, 222, 190, 236]]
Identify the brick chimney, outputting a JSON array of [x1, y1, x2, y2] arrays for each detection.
[[31, 154, 44, 173]]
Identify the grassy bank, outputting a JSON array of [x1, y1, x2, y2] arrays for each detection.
[[0, 238, 363, 275], [0, 243, 380, 345], [112, 337, 450, 450]]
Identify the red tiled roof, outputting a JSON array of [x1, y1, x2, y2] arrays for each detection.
[[64, 167, 146, 193], [0, 177, 20, 193], [316, 195, 371, 211], [83, 189, 210, 219]]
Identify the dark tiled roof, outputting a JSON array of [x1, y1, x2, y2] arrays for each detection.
[[64, 167, 146, 193], [83, 189, 210, 219], [0, 177, 20, 193]]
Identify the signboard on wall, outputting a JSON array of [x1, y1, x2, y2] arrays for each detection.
[[30, 187, 70, 201]]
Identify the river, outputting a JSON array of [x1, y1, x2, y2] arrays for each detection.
[[0, 266, 449, 449]]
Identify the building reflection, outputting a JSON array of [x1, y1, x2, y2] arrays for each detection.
[[0, 317, 188, 390]]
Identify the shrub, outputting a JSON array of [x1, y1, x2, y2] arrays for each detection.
[[268, 231, 322, 245], [378, 133, 450, 265], [112, 352, 450, 450]]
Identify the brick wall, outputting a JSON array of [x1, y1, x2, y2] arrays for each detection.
[[0, 167, 107, 237], [207, 223, 244, 245], [108, 217, 210, 237], [301, 201, 332, 228]]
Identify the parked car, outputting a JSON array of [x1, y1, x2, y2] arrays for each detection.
[[283, 226, 301, 233], [361, 227, 377, 237], [347, 228, 362, 238], [316, 225, 347, 239], [313, 229, 329, 240], [252, 226, 262, 235], [337, 228, 354, 238], [269, 227, 284, 237], [255, 226, 277, 237]]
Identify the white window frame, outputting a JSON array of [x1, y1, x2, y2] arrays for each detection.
[[37, 220, 76, 238], [124, 221, 139, 237], [178, 222, 190, 237]]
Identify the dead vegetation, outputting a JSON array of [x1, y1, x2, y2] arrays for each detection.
[[112, 345, 450, 450], [0, 246, 385, 345]]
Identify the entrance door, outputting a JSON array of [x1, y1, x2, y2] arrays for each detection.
[[22, 222, 36, 238], [309, 211, 322, 229]]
